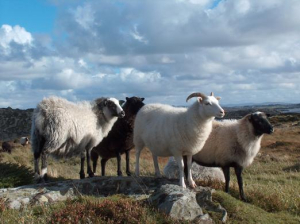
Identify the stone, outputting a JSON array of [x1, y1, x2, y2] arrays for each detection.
[[148, 184, 203, 221], [8, 200, 21, 209], [0, 176, 227, 223], [163, 157, 225, 183]]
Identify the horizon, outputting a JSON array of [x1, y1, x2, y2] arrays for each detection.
[[1, 0, 300, 109]]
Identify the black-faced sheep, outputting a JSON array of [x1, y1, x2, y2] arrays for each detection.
[[183, 112, 273, 201], [134, 92, 225, 188], [31, 96, 125, 182], [91, 96, 145, 176], [20, 137, 29, 146]]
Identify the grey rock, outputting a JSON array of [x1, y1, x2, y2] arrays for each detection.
[[8, 200, 21, 209], [149, 184, 203, 221], [164, 157, 225, 183], [0, 176, 227, 223]]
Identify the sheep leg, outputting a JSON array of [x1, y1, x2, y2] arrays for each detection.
[[34, 152, 41, 180], [234, 166, 246, 201], [92, 153, 99, 174], [41, 152, 48, 182], [86, 149, 94, 178], [187, 155, 196, 188], [79, 153, 85, 179], [152, 155, 162, 177], [135, 148, 142, 176], [101, 158, 108, 176], [183, 156, 188, 180], [222, 166, 230, 193], [126, 151, 131, 176], [117, 152, 123, 176], [174, 156, 186, 188]]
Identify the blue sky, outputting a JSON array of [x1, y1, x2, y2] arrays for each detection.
[[1, 0, 300, 109], [0, 0, 56, 33]]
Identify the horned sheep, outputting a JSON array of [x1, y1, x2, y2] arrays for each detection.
[[31, 96, 125, 182], [91, 96, 145, 176], [134, 92, 225, 188], [179, 112, 273, 201]]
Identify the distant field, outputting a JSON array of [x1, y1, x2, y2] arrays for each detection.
[[0, 114, 300, 223]]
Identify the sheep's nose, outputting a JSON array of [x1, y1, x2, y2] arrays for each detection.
[[269, 127, 274, 134], [119, 111, 125, 118]]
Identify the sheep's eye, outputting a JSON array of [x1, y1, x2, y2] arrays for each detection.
[[205, 102, 211, 106]]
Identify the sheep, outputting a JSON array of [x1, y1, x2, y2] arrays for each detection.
[[31, 96, 125, 182], [134, 92, 225, 188], [20, 137, 29, 146], [183, 112, 273, 201], [91, 96, 145, 176], [1, 141, 13, 153]]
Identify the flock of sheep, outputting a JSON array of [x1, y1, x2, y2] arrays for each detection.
[[28, 92, 273, 201]]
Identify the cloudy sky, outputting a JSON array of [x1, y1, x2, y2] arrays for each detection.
[[1, 0, 300, 109]]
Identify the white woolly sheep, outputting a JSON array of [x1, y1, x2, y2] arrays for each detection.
[[20, 137, 29, 146], [31, 96, 125, 182], [134, 92, 225, 188], [186, 112, 273, 201]]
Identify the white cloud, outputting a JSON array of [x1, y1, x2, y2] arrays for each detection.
[[1, 0, 300, 108]]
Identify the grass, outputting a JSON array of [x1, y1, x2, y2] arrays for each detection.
[[0, 195, 180, 224], [0, 114, 300, 223]]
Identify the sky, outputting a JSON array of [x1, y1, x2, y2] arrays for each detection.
[[0, 0, 300, 109]]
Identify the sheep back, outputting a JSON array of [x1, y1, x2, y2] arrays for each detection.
[[32, 97, 102, 158], [134, 103, 212, 157], [193, 115, 263, 168]]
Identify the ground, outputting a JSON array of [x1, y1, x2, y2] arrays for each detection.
[[0, 114, 300, 223]]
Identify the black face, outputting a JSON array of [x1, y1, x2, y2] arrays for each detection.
[[249, 112, 274, 136], [123, 97, 145, 116], [105, 99, 125, 118]]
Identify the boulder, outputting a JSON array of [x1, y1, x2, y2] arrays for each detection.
[[164, 157, 225, 183], [149, 184, 203, 221]]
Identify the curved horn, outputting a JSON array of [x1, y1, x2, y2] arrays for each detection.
[[186, 92, 206, 102], [210, 92, 214, 96]]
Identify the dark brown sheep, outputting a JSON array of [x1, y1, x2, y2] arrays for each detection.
[[2, 141, 13, 153], [91, 96, 145, 176]]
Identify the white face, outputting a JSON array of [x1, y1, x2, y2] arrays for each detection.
[[108, 98, 124, 115], [198, 96, 225, 118], [103, 98, 125, 119]]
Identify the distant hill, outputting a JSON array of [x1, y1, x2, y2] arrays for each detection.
[[0, 103, 299, 141], [0, 107, 33, 141]]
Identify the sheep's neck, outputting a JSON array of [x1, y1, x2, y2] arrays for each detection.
[[96, 113, 118, 138], [183, 102, 213, 143], [236, 119, 263, 166]]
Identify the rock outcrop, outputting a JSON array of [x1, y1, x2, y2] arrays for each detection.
[[0, 176, 227, 222], [164, 157, 225, 183]]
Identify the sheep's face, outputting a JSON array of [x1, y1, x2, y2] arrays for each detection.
[[103, 98, 125, 119], [249, 112, 274, 136], [123, 97, 145, 117], [199, 96, 225, 118]]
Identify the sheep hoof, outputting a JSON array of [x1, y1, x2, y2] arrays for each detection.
[[79, 172, 85, 179], [117, 171, 123, 176], [126, 172, 132, 176], [155, 172, 162, 178], [88, 172, 94, 178]]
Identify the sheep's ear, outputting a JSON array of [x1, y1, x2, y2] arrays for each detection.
[[141, 97, 145, 101], [119, 100, 125, 106], [216, 96, 221, 101], [248, 114, 253, 122], [197, 97, 203, 103]]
